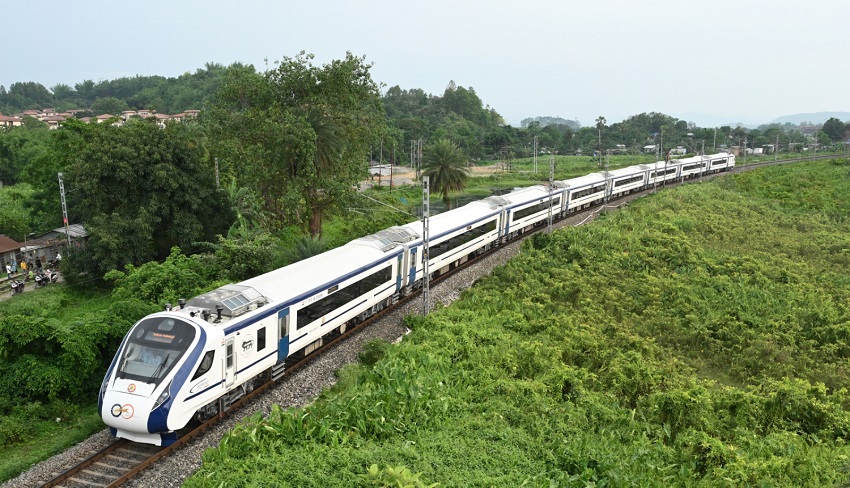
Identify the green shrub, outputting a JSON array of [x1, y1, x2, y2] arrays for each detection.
[[0, 417, 33, 446]]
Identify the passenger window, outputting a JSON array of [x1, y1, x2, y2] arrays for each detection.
[[191, 350, 215, 381], [258, 327, 266, 351]]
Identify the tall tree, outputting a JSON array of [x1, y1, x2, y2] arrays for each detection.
[[59, 119, 232, 278], [822, 117, 847, 142], [422, 138, 469, 210], [209, 52, 385, 236]]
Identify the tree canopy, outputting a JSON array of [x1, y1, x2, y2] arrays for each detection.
[[208, 52, 386, 236], [422, 138, 470, 210], [58, 118, 232, 279], [822, 117, 848, 142]]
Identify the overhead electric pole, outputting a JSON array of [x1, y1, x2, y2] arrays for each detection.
[[57, 172, 71, 246], [548, 153, 555, 233], [422, 176, 430, 315]]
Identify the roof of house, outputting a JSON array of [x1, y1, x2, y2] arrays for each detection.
[[53, 223, 88, 238], [0, 235, 23, 253]]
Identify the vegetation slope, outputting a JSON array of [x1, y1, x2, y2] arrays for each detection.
[[185, 159, 850, 487]]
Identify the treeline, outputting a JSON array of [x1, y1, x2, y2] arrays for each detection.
[[0, 55, 843, 283], [0, 62, 241, 117], [2, 59, 836, 164]]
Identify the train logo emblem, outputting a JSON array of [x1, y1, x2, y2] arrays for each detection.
[[241, 335, 254, 356], [111, 403, 134, 419], [127, 383, 136, 393]]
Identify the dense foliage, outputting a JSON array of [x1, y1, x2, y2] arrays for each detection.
[[0, 287, 157, 448], [0, 63, 240, 116], [186, 160, 850, 486], [53, 118, 232, 281], [208, 52, 386, 236]]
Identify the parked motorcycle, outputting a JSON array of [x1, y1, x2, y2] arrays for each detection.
[[9, 279, 25, 295], [45, 269, 59, 283], [34, 271, 49, 288]]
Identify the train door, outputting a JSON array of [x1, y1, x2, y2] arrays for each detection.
[[224, 338, 236, 388], [277, 308, 291, 363], [408, 247, 417, 285], [396, 254, 403, 292]]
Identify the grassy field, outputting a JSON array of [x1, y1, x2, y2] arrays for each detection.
[[185, 158, 850, 487]]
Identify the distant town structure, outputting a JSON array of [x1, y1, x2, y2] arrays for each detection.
[[0, 108, 200, 129]]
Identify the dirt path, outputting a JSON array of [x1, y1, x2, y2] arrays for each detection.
[[361, 163, 508, 189]]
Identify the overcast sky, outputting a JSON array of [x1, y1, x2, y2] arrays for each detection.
[[3, 0, 848, 127]]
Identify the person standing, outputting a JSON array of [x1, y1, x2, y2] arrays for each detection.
[[5, 263, 11, 280]]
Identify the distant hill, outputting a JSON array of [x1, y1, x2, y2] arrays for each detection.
[[673, 111, 850, 129], [770, 112, 850, 125], [520, 116, 580, 130]]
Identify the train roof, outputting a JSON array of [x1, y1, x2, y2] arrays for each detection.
[[500, 185, 552, 208], [238, 243, 395, 304], [397, 201, 500, 244], [604, 165, 647, 178], [558, 172, 607, 189]]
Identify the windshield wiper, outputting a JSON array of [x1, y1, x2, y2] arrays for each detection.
[[148, 353, 171, 383], [118, 346, 135, 379]]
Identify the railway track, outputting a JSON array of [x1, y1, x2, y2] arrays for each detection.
[[38, 152, 842, 487]]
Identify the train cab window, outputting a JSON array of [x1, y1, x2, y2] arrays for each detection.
[[257, 327, 266, 351], [117, 317, 196, 386], [191, 350, 215, 381]]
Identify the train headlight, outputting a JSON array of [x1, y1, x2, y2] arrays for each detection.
[[153, 380, 172, 410]]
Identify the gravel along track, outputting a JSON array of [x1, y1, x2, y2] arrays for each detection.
[[0, 189, 648, 488]]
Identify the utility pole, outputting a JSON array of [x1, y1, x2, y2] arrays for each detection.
[[548, 153, 555, 233], [378, 140, 383, 187], [214, 157, 220, 188], [410, 139, 423, 180], [659, 127, 664, 163], [57, 173, 71, 246], [775, 135, 779, 162], [533, 136, 539, 173], [422, 176, 430, 316], [417, 139, 423, 180]]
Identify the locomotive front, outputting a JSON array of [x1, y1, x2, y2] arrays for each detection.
[[98, 313, 204, 446]]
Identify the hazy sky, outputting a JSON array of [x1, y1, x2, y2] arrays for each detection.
[[4, 0, 848, 127]]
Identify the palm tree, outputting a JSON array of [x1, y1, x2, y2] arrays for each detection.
[[422, 139, 470, 210]]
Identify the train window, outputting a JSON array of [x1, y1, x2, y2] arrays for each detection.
[[118, 318, 196, 385], [572, 185, 605, 199], [297, 266, 393, 329], [429, 220, 496, 259], [258, 327, 266, 351], [614, 175, 643, 187], [191, 350, 215, 381]]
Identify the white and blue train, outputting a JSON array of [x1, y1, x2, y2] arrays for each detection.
[[99, 152, 734, 445]]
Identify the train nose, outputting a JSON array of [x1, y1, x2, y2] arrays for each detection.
[[102, 389, 157, 433]]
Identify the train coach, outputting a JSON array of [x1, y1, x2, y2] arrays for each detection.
[[99, 152, 734, 445]]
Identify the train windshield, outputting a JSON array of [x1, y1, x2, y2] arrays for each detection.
[[116, 316, 196, 386]]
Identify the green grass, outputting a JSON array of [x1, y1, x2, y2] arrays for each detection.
[[0, 406, 104, 482]]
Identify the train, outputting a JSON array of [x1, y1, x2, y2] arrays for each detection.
[[99, 152, 735, 445]]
